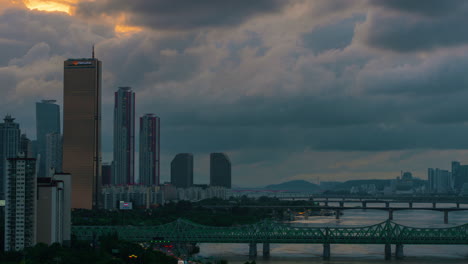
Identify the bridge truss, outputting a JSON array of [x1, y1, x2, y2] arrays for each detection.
[[72, 219, 468, 245]]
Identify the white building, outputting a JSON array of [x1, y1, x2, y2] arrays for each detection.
[[4, 154, 37, 251], [102, 185, 164, 210], [177, 186, 228, 202], [36, 172, 71, 245]]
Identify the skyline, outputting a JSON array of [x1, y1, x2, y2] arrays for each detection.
[[3, 1, 468, 186]]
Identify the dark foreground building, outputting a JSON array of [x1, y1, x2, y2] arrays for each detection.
[[210, 153, 231, 188], [63, 56, 102, 209], [171, 153, 193, 188]]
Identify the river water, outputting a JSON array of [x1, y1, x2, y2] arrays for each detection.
[[197, 203, 468, 263]]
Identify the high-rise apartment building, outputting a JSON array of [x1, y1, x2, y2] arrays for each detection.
[[451, 161, 460, 191], [45, 132, 62, 174], [139, 114, 160, 186], [63, 56, 102, 209], [36, 100, 60, 177], [210, 153, 232, 188], [428, 168, 451, 193], [170, 153, 193, 188], [0, 115, 21, 200], [4, 154, 37, 251], [450, 161, 468, 193], [113, 87, 135, 185]]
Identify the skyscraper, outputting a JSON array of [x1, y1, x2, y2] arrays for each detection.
[[139, 114, 160, 186], [0, 115, 21, 200], [113, 87, 135, 185], [36, 100, 60, 177], [210, 153, 232, 188], [4, 154, 37, 251], [170, 153, 193, 188], [63, 56, 102, 209]]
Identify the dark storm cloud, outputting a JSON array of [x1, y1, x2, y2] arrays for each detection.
[[302, 15, 365, 54], [0, 7, 114, 65], [76, 0, 290, 30], [359, 52, 468, 96], [370, 0, 466, 17], [356, 0, 468, 53], [157, 95, 402, 128]]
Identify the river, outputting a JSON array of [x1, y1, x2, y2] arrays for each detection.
[[196, 203, 468, 263]]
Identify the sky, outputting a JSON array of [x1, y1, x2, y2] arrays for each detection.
[[2, 0, 468, 187]]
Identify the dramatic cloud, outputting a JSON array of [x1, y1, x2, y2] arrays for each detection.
[[2, 1, 468, 185], [357, 1, 468, 52], [370, 0, 466, 16], [75, 0, 291, 30]]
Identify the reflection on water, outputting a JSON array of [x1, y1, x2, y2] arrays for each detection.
[[197, 204, 468, 263]]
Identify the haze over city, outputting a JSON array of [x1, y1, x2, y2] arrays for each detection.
[[3, 0, 468, 186]]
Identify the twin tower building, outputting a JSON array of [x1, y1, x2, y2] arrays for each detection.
[[64, 54, 231, 210]]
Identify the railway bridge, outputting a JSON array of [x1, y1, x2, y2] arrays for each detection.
[[73, 219, 468, 260]]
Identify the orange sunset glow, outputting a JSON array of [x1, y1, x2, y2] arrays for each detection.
[[24, 0, 73, 13], [23, 0, 141, 33]]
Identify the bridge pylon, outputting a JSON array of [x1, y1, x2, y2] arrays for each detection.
[[249, 242, 257, 259]]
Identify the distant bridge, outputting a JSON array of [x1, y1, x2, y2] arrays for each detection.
[[202, 204, 468, 223], [73, 219, 468, 260], [273, 194, 468, 203]]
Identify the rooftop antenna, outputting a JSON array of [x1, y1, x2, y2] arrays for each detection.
[[92, 45, 95, 59]]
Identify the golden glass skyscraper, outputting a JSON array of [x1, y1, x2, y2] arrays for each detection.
[[63, 56, 101, 209]]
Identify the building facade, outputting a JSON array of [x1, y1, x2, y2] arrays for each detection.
[[36, 100, 60, 177], [210, 153, 231, 188], [0, 115, 21, 200], [139, 114, 160, 186], [113, 87, 135, 185], [63, 57, 102, 209], [170, 153, 193, 188], [45, 132, 62, 175], [4, 154, 37, 251]]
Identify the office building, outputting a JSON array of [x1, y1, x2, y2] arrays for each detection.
[[139, 114, 160, 186], [102, 163, 112, 185], [45, 133, 62, 175], [210, 153, 232, 188], [0, 115, 21, 200], [63, 55, 102, 209], [36, 100, 60, 177], [37, 172, 71, 246], [4, 154, 37, 251], [170, 153, 193, 188], [113, 87, 135, 185]]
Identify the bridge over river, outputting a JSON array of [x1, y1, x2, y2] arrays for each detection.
[[72, 219, 468, 260]]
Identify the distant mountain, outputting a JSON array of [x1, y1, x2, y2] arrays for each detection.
[[264, 180, 321, 192]]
